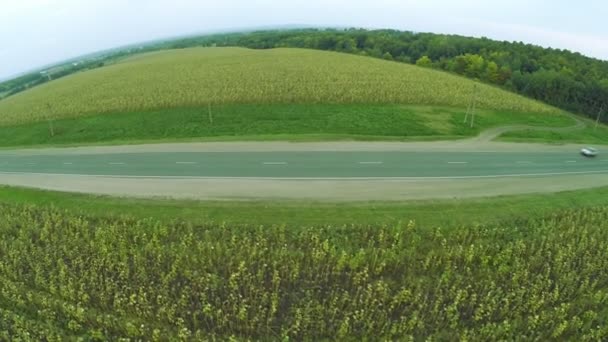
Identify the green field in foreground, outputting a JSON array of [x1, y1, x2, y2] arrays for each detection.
[[2, 185, 608, 227], [0, 104, 575, 147], [2, 188, 608, 339], [0, 47, 558, 126]]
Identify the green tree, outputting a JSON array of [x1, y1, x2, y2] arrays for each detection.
[[498, 66, 513, 85], [336, 38, 357, 53], [416, 55, 432, 67], [463, 54, 485, 78], [486, 61, 500, 84], [451, 55, 468, 74], [396, 54, 412, 64]]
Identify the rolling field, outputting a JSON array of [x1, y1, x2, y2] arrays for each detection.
[[0, 47, 581, 147], [0, 47, 557, 124]]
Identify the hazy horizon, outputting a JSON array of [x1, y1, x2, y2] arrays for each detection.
[[1, 0, 607, 80]]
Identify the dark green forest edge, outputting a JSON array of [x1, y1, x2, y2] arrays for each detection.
[[2, 28, 607, 122]]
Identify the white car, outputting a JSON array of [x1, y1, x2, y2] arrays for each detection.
[[581, 147, 598, 157]]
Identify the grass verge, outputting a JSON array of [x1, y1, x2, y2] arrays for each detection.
[[1, 184, 608, 227], [499, 125, 608, 145], [0, 104, 573, 148]]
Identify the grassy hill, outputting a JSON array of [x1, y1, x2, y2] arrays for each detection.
[[0, 47, 573, 146]]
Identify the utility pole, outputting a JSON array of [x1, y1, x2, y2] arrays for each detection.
[[207, 103, 213, 125], [46, 103, 55, 137], [595, 104, 604, 131], [464, 84, 478, 128], [470, 87, 478, 129], [41, 71, 52, 81], [464, 97, 471, 123]]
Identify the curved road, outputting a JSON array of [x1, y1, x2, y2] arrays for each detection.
[[0, 150, 605, 179]]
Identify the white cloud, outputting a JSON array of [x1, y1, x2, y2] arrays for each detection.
[[2, 0, 66, 15]]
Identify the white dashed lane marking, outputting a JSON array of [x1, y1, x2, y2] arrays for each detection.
[[109, 162, 125, 165], [448, 161, 468, 164], [263, 162, 288, 165], [176, 162, 197, 165], [358, 161, 383, 165]]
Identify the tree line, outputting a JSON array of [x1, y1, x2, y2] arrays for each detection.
[[0, 61, 108, 100]]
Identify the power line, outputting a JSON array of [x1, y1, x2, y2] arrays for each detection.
[[46, 103, 55, 137], [464, 84, 478, 128], [208, 103, 214, 125], [595, 104, 604, 131]]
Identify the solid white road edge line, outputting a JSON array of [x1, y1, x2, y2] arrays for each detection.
[[1, 169, 608, 180]]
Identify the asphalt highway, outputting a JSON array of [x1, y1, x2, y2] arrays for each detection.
[[0, 151, 605, 179]]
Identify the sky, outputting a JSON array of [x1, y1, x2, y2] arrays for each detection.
[[0, 0, 607, 80]]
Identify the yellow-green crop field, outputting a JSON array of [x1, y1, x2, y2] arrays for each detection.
[[1, 203, 608, 340], [0, 47, 556, 125]]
